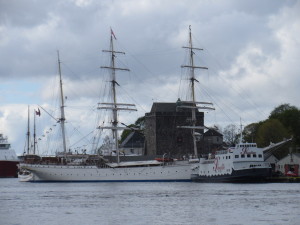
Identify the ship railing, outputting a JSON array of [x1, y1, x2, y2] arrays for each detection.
[[215, 150, 229, 155], [202, 160, 215, 164]]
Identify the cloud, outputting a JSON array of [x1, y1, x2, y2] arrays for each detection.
[[0, 0, 299, 154]]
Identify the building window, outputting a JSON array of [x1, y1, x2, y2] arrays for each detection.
[[177, 136, 183, 143]]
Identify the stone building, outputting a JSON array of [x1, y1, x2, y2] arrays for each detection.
[[144, 101, 204, 157], [202, 129, 223, 154]]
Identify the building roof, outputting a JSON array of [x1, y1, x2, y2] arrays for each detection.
[[150, 102, 177, 113], [204, 129, 223, 137], [120, 131, 145, 148], [264, 154, 279, 162], [150, 100, 199, 113], [277, 152, 300, 162]]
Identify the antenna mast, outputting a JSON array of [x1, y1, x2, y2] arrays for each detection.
[[239, 118, 243, 144]]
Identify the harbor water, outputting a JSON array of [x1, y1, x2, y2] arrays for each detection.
[[1, 179, 299, 225]]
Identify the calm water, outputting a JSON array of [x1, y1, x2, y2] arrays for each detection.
[[1, 179, 299, 225]]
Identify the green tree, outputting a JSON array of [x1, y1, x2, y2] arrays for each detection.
[[243, 122, 260, 143], [269, 103, 297, 117], [120, 116, 145, 143], [269, 104, 300, 145], [256, 119, 289, 147]]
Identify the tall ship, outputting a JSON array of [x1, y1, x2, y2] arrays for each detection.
[[0, 133, 19, 178], [19, 28, 203, 182]]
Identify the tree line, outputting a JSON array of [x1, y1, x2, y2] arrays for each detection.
[[223, 103, 300, 157]]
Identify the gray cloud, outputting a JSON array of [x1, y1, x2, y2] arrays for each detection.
[[0, 0, 299, 154]]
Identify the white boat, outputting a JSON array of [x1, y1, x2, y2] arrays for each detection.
[[0, 134, 19, 178], [190, 125, 294, 182], [18, 169, 34, 182], [191, 141, 272, 182], [19, 28, 197, 182]]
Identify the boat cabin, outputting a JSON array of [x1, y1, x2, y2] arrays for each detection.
[[0, 134, 10, 149], [236, 143, 257, 148], [0, 143, 10, 149]]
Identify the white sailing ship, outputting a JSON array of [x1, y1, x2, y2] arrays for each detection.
[[19, 28, 200, 182]]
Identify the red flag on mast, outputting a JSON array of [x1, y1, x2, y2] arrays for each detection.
[[110, 28, 117, 40]]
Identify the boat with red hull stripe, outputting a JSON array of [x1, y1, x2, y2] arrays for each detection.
[[0, 134, 19, 178]]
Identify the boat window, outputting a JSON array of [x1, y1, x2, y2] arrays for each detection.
[[258, 154, 262, 158], [241, 155, 245, 158], [247, 154, 251, 158], [228, 156, 230, 159], [235, 155, 239, 158], [253, 154, 257, 158], [0, 144, 9, 148]]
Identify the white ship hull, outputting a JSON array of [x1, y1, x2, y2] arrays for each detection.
[[20, 162, 192, 182], [18, 173, 34, 182]]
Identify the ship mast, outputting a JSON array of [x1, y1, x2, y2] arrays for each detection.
[[180, 26, 213, 158], [33, 110, 36, 155], [57, 51, 67, 154], [26, 105, 30, 155], [99, 29, 136, 164]]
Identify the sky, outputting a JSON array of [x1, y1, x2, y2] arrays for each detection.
[[0, 0, 299, 155]]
